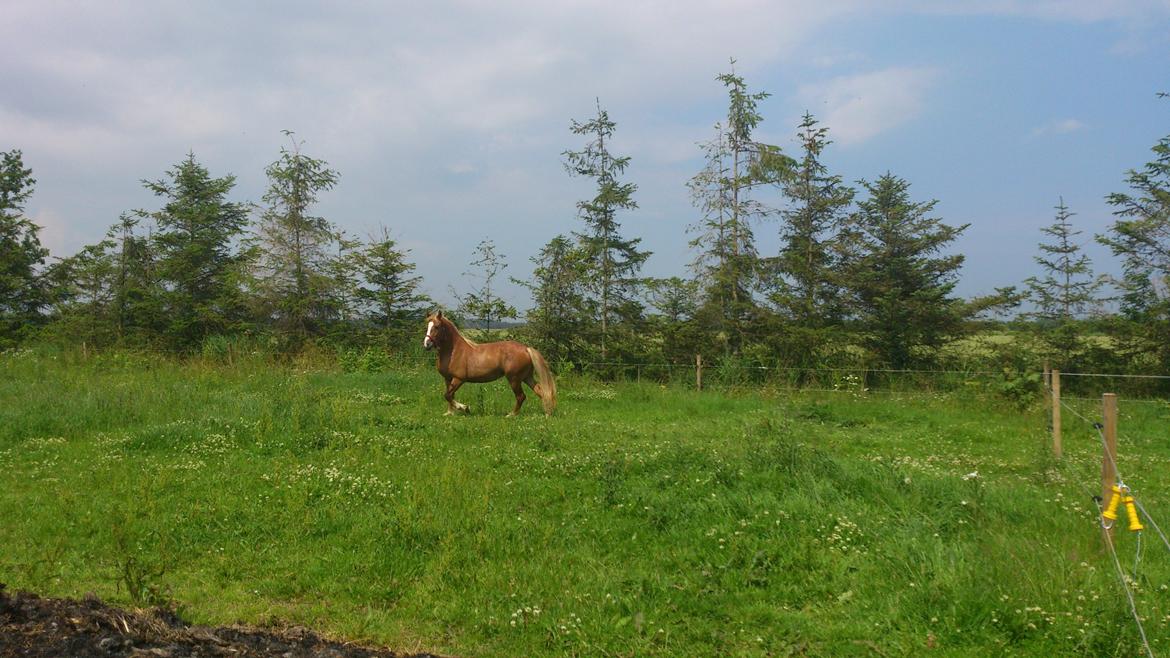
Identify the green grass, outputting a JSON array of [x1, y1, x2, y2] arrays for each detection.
[[1, 348, 1168, 656]]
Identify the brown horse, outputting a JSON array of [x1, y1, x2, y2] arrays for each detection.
[[423, 311, 557, 416]]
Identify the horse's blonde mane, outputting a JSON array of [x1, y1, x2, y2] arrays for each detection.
[[453, 321, 479, 347], [438, 315, 478, 347]]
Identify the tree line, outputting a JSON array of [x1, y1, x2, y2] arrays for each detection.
[[1, 68, 1168, 377]]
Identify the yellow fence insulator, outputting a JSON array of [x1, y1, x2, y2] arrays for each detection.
[[1102, 485, 1122, 525], [1123, 496, 1145, 532]]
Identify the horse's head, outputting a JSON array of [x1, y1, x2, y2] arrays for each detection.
[[423, 311, 446, 350]]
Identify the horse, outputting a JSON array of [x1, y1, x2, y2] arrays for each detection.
[[422, 311, 557, 416]]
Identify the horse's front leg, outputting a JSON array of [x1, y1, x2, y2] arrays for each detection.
[[444, 377, 468, 415]]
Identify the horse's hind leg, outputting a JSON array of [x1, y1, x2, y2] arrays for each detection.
[[524, 374, 544, 402], [507, 377, 526, 417]]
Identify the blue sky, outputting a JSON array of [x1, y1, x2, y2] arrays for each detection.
[[2, 1, 1168, 311]]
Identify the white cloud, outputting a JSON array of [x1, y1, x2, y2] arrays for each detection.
[[1031, 118, 1087, 137], [796, 67, 938, 146], [902, 0, 1170, 23], [30, 208, 74, 259]]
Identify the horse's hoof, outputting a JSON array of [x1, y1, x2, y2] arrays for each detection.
[[506, 412, 518, 418]]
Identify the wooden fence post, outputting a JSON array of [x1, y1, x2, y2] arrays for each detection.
[[1101, 393, 1118, 505], [695, 354, 703, 392], [1043, 361, 1050, 406], [1051, 369, 1062, 460]]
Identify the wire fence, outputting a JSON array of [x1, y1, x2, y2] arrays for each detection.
[[372, 347, 1170, 401], [1047, 381, 1169, 658]]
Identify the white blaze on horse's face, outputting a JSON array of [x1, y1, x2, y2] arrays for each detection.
[[423, 321, 435, 350]]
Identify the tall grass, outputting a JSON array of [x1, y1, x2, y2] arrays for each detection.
[[1, 348, 1167, 656]]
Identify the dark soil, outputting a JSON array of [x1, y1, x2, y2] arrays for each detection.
[[0, 584, 444, 658]]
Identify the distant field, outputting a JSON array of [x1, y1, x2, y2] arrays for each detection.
[[1, 350, 1168, 656]]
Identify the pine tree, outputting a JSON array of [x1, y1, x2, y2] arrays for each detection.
[[839, 173, 968, 368], [770, 113, 854, 327], [563, 99, 649, 358], [0, 149, 49, 346], [253, 133, 343, 339], [144, 153, 250, 349]]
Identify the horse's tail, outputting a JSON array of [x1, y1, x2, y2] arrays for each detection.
[[526, 347, 557, 415]]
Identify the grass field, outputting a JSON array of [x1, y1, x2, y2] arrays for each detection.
[[1, 348, 1168, 656]]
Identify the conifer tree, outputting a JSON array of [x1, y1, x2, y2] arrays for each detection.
[[108, 213, 158, 343], [771, 113, 853, 328], [563, 99, 648, 358], [253, 133, 343, 339], [43, 238, 119, 345], [143, 153, 250, 349], [1099, 95, 1170, 369], [688, 61, 790, 354], [644, 276, 703, 363], [1026, 199, 1101, 321], [1024, 199, 1103, 364], [838, 173, 968, 368], [456, 239, 516, 333], [1100, 100, 1170, 277], [517, 235, 593, 365], [353, 227, 430, 331], [0, 149, 48, 346]]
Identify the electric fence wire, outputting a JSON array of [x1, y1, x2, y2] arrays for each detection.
[[1059, 372, 1170, 380], [1063, 396, 1170, 406], [1096, 496, 1157, 658], [1051, 391, 1158, 657]]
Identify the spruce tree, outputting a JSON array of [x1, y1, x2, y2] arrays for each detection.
[[770, 113, 853, 327], [563, 99, 648, 359], [517, 235, 593, 365], [144, 153, 250, 349], [1099, 95, 1170, 370], [0, 149, 48, 346], [1024, 198, 1103, 364], [1026, 199, 1101, 320], [644, 276, 703, 363], [353, 227, 430, 332], [43, 238, 119, 346], [1100, 104, 1170, 277], [108, 213, 159, 344], [253, 134, 343, 339], [687, 61, 790, 354], [839, 173, 968, 368]]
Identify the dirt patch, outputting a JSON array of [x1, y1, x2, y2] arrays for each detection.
[[0, 584, 444, 658]]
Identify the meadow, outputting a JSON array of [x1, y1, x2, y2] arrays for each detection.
[[1, 348, 1168, 656]]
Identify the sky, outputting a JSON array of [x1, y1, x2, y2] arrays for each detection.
[[3, 1, 1169, 312]]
